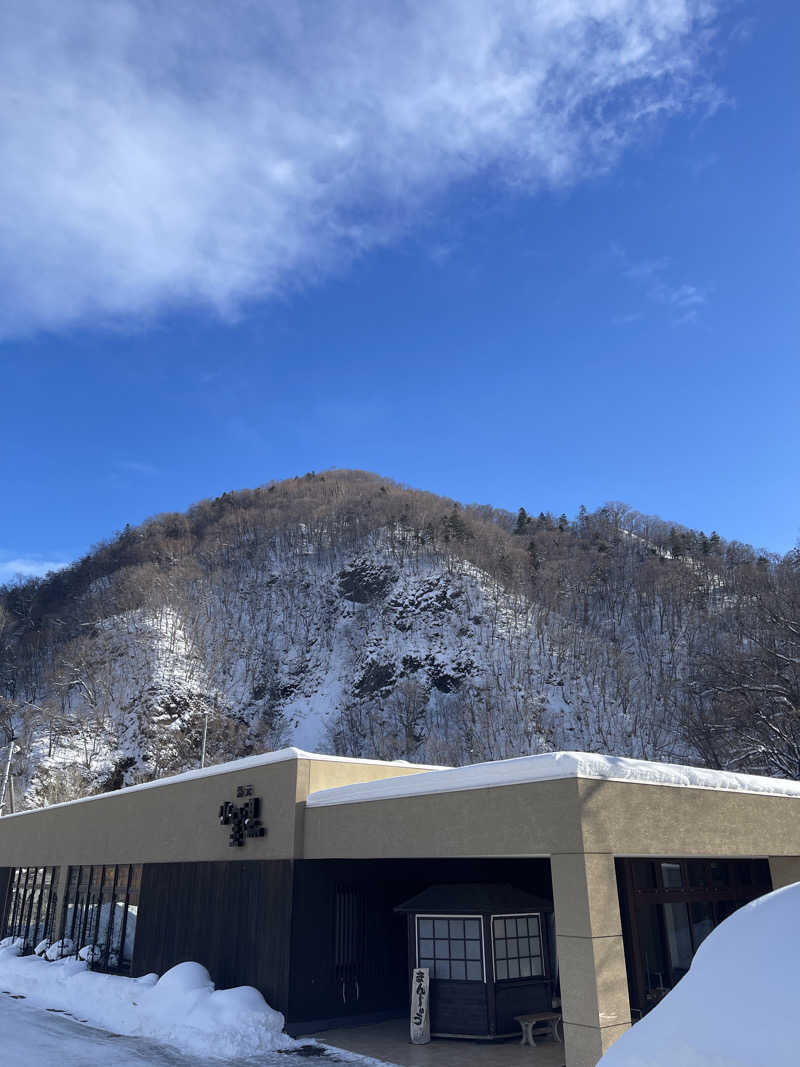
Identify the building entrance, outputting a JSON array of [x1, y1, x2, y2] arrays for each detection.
[[287, 856, 553, 1035]]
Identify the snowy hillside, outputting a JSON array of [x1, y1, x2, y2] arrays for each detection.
[[2, 470, 797, 806]]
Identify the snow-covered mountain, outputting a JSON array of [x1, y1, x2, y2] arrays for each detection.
[[1, 470, 794, 806]]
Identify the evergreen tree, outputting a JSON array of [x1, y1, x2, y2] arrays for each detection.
[[669, 527, 684, 558], [445, 507, 468, 541], [527, 539, 540, 571], [514, 507, 529, 535], [576, 505, 589, 538]]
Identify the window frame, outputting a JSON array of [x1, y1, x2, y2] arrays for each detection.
[[630, 857, 770, 898], [415, 913, 486, 983], [490, 912, 545, 984]]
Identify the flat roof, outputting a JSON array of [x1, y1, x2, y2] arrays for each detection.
[[306, 751, 800, 807]]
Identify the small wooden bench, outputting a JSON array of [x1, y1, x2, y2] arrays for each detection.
[[514, 1010, 562, 1047]]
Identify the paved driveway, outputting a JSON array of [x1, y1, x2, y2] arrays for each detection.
[[0, 994, 391, 1067]]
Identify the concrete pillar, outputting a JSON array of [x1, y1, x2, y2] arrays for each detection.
[[551, 852, 631, 1067], [769, 856, 800, 889]]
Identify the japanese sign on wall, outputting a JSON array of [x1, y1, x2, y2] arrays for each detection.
[[410, 966, 430, 1044], [219, 784, 266, 847]]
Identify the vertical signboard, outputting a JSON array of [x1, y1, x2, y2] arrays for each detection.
[[410, 966, 430, 1044]]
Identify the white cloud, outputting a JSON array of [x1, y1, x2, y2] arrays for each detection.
[[113, 459, 159, 476], [662, 282, 707, 309], [612, 311, 644, 326], [616, 246, 710, 323], [0, 0, 724, 335], [0, 556, 69, 581]]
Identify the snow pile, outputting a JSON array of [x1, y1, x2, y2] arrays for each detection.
[[307, 750, 800, 807], [0, 952, 293, 1060], [44, 938, 74, 961], [600, 882, 800, 1067]]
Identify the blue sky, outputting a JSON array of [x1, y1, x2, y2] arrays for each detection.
[[1, 1, 798, 581]]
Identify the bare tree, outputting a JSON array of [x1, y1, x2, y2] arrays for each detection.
[[688, 551, 800, 777]]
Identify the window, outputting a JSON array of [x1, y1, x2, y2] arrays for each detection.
[[58, 864, 142, 973], [62, 865, 95, 949], [716, 899, 744, 923], [710, 862, 730, 889], [2, 867, 60, 951], [416, 916, 483, 981], [118, 865, 141, 972], [660, 863, 683, 889], [633, 861, 657, 890], [662, 902, 693, 983], [492, 914, 543, 981], [735, 861, 754, 887], [631, 858, 767, 896], [689, 900, 715, 950], [686, 860, 707, 889], [621, 857, 771, 1019], [93, 864, 138, 972]]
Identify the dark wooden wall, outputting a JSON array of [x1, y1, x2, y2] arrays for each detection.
[[288, 856, 552, 1030], [494, 982, 550, 1034], [430, 979, 489, 1036], [289, 858, 410, 1029], [133, 860, 293, 1013]]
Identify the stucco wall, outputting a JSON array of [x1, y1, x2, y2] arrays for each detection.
[[0, 755, 432, 867], [577, 777, 800, 857], [305, 773, 800, 861], [0, 759, 299, 866], [304, 778, 583, 858], [306, 759, 433, 795]]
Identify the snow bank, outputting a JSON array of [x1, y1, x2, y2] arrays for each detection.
[[307, 750, 800, 807], [600, 882, 800, 1067], [0, 952, 293, 1059]]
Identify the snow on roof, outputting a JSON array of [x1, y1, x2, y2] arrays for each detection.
[[3, 748, 441, 820], [306, 750, 800, 807]]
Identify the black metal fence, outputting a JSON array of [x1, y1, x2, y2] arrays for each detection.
[[1, 863, 142, 973], [1, 866, 59, 951]]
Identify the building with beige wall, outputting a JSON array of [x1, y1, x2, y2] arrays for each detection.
[[2, 747, 800, 1067]]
